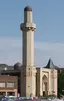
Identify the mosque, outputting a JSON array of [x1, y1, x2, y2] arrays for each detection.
[[0, 6, 58, 97], [20, 6, 58, 97]]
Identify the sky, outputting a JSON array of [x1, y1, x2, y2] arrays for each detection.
[[0, 0, 64, 67]]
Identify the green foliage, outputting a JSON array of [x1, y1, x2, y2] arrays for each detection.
[[58, 72, 64, 96]]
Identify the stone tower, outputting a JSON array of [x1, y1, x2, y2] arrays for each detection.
[[20, 6, 36, 97]]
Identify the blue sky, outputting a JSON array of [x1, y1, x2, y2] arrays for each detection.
[[0, 0, 64, 67]]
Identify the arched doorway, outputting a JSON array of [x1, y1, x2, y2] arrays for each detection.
[[42, 75, 48, 97]]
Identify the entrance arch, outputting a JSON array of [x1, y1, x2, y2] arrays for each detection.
[[42, 75, 48, 96]]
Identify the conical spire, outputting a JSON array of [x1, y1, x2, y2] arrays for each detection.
[[45, 58, 55, 69]]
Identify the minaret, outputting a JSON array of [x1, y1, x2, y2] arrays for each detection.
[[20, 6, 36, 97], [20, 6, 36, 67]]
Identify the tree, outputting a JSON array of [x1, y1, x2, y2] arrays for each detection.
[[58, 72, 64, 97]]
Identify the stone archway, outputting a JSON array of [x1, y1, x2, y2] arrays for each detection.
[[42, 75, 48, 97]]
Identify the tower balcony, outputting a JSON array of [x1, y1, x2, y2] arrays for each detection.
[[20, 23, 36, 31]]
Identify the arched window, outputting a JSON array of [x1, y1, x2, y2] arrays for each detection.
[[42, 75, 48, 82]]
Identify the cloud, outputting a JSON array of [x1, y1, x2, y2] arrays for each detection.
[[0, 37, 64, 67], [34, 42, 64, 67], [35, 42, 64, 51], [0, 37, 22, 65]]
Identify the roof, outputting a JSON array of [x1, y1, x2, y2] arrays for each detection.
[[44, 58, 59, 69], [24, 6, 32, 11], [0, 64, 14, 70], [1, 70, 21, 73]]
